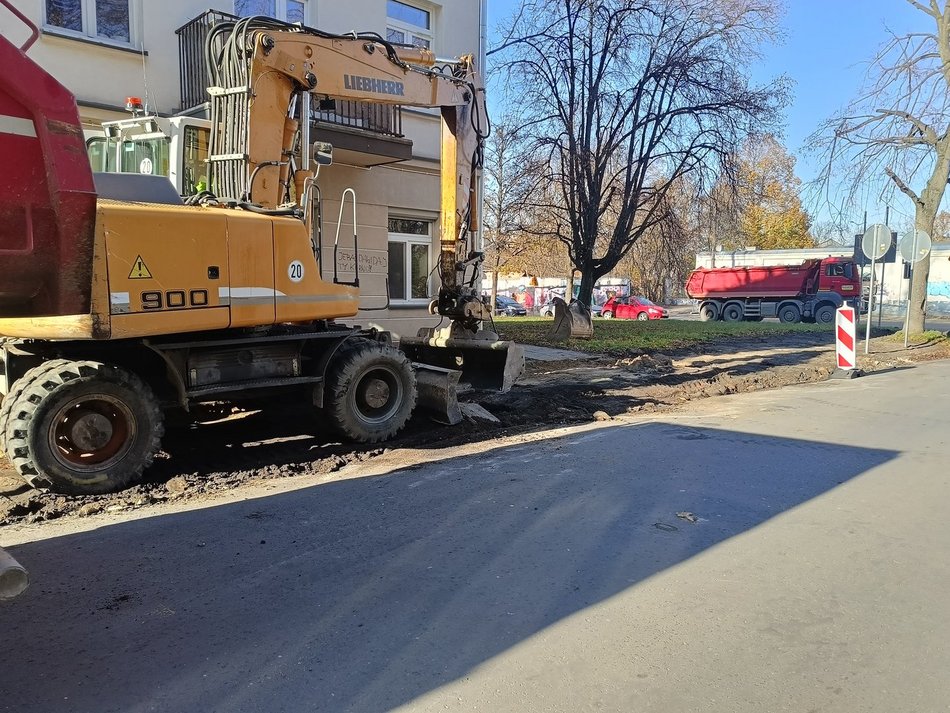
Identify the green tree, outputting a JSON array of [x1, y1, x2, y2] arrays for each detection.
[[734, 135, 815, 250]]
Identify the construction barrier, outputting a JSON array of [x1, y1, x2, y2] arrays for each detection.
[[836, 306, 857, 370]]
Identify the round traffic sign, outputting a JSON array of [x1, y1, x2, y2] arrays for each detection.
[[898, 229, 932, 263], [861, 224, 891, 260]]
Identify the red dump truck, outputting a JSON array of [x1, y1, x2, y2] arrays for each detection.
[[685, 257, 862, 324]]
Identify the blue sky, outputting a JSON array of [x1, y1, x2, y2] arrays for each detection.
[[485, 0, 926, 227]]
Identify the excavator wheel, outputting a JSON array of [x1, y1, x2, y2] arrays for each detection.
[[324, 339, 417, 443], [4, 360, 163, 495], [0, 360, 63, 460]]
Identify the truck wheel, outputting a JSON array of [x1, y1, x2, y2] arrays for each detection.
[[0, 360, 62, 460], [4, 360, 163, 494], [815, 305, 836, 324], [699, 302, 719, 322], [722, 303, 744, 322], [325, 339, 417, 443], [778, 304, 802, 324]]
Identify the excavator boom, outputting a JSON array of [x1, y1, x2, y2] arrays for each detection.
[[204, 18, 523, 389]]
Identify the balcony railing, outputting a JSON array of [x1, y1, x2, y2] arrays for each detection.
[[177, 10, 404, 137], [176, 9, 238, 112], [311, 97, 403, 138]]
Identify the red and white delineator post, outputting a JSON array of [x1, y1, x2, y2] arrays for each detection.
[[833, 306, 862, 378]]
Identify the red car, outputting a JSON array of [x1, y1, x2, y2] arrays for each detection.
[[601, 296, 669, 320]]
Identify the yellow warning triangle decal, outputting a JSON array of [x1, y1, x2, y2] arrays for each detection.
[[128, 255, 152, 280]]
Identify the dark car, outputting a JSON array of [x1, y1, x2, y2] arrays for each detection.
[[495, 296, 527, 316]]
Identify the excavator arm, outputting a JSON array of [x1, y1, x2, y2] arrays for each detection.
[[204, 18, 522, 390], [205, 18, 489, 326]]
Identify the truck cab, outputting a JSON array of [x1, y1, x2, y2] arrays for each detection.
[[816, 257, 861, 299]]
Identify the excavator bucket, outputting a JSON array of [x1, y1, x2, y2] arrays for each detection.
[[400, 328, 525, 394], [549, 298, 594, 341], [412, 363, 463, 425]]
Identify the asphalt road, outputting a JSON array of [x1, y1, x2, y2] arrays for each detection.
[[1, 361, 949, 712]]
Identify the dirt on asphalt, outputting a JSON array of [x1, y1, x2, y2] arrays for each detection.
[[2, 329, 948, 526]]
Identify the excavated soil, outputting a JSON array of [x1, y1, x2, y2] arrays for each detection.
[[2, 330, 948, 526]]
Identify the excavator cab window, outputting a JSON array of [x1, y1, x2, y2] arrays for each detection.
[[181, 125, 210, 195], [86, 136, 111, 172], [85, 134, 170, 177], [117, 135, 169, 176]]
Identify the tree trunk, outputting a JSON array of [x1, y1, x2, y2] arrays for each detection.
[[576, 271, 596, 307], [907, 254, 931, 334], [908, 205, 936, 334], [490, 269, 499, 316]]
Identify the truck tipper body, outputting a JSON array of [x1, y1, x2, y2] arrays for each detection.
[[686, 257, 862, 324]]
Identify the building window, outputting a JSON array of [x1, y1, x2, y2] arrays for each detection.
[[386, 0, 431, 49], [234, 0, 306, 23], [45, 0, 134, 45], [388, 218, 432, 301]]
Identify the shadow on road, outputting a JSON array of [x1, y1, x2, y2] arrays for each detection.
[[0, 423, 897, 713]]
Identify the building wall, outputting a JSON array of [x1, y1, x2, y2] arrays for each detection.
[[1, 0, 483, 338], [696, 247, 950, 316]]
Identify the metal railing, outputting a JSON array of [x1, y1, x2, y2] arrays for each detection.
[[176, 9, 238, 111], [177, 10, 404, 137], [310, 97, 403, 137]]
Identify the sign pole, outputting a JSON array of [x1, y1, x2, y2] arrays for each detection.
[[865, 252, 876, 354]]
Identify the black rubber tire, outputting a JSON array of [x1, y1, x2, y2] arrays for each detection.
[[815, 305, 836, 324], [722, 302, 744, 322], [0, 360, 63, 461], [699, 302, 720, 322], [778, 304, 802, 324], [324, 339, 417, 443], [4, 360, 163, 494]]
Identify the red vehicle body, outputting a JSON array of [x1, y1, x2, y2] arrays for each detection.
[[685, 257, 861, 324], [0, 13, 96, 319], [601, 296, 669, 320]]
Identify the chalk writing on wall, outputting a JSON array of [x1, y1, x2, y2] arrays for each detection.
[[319, 249, 388, 274]]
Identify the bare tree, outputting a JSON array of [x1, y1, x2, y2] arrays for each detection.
[[697, 169, 742, 266], [492, 0, 785, 307], [482, 120, 539, 308], [812, 0, 950, 334], [616, 186, 694, 302]]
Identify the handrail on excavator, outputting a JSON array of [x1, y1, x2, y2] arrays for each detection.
[[333, 188, 359, 288], [0, 0, 40, 52]]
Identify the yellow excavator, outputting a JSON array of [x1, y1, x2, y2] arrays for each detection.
[[0, 8, 523, 495]]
